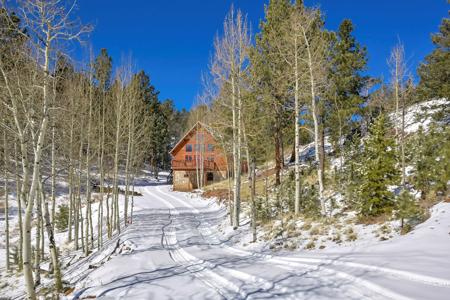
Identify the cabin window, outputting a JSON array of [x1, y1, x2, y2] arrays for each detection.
[[186, 144, 192, 152], [207, 172, 214, 181], [185, 155, 192, 161], [207, 144, 214, 152]]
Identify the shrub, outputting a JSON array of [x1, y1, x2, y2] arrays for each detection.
[[305, 240, 316, 250], [55, 204, 69, 232], [395, 191, 422, 229]]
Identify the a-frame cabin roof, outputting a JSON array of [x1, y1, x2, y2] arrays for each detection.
[[169, 121, 215, 155]]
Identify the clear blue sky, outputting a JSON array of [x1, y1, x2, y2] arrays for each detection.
[[77, 0, 449, 110]]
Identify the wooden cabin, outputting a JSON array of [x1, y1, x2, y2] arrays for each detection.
[[170, 122, 228, 191]]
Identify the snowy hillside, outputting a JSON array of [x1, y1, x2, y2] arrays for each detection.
[[390, 98, 449, 134]]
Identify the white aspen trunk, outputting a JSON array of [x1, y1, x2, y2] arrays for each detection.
[[236, 83, 243, 228], [401, 92, 406, 187], [97, 126, 103, 248], [112, 86, 123, 234], [23, 33, 52, 299], [34, 183, 42, 287], [100, 92, 109, 240], [302, 28, 326, 216], [394, 60, 400, 142], [74, 130, 83, 250], [85, 79, 94, 255], [14, 141, 23, 269], [294, 36, 301, 215], [124, 104, 133, 225], [39, 178, 63, 293], [232, 74, 240, 229], [68, 161, 73, 241], [250, 159, 257, 243], [51, 126, 56, 232], [68, 101, 74, 242], [195, 128, 200, 189], [200, 132, 204, 189], [4, 131, 10, 272], [40, 204, 44, 259]]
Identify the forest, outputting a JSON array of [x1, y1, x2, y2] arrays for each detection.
[[0, 0, 449, 299]]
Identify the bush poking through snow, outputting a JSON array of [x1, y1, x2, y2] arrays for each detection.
[[305, 240, 316, 250]]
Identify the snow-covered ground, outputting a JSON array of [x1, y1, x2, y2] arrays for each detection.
[[64, 179, 450, 300], [390, 98, 449, 134]]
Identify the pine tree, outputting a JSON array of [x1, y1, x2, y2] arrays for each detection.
[[417, 11, 450, 99], [327, 19, 369, 153], [411, 125, 450, 199], [250, 0, 294, 186], [359, 114, 399, 217], [395, 190, 420, 231]]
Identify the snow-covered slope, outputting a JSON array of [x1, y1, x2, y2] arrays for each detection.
[[390, 98, 449, 134]]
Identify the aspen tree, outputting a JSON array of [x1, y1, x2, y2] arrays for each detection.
[[211, 7, 251, 228], [298, 8, 329, 215], [0, 2, 91, 297], [388, 42, 408, 188]]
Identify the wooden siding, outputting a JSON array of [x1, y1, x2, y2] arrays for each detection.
[[171, 124, 228, 172]]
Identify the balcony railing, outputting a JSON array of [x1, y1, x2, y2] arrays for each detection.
[[172, 159, 216, 170]]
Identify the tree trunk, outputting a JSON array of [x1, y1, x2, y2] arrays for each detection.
[[34, 183, 42, 287], [4, 131, 10, 272], [274, 125, 282, 186], [294, 37, 301, 215], [23, 35, 52, 298], [401, 91, 406, 188], [302, 28, 326, 215], [250, 158, 257, 242], [232, 75, 241, 229], [40, 179, 63, 293], [14, 141, 23, 269], [84, 80, 94, 256], [112, 85, 123, 234], [51, 126, 56, 232], [68, 107, 74, 243]]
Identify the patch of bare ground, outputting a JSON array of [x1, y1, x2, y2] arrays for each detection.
[[202, 188, 232, 203]]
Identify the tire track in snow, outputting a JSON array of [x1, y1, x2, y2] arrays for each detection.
[[155, 186, 419, 300], [152, 187, 302, 299], [145, 187, 280, 300], [158, 185, 450, 288]]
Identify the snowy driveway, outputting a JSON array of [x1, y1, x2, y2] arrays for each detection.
[[70, 182, 450, 300]]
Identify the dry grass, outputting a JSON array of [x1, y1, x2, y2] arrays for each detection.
[[357, 212, 392, 225], [202, 189, 231, 202], [203, 171, 276, 202]]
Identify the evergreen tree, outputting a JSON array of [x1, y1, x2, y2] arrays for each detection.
[[411, 125, 450, 199], [94, 48, 113, 92], [250, 0, 294, 185], [417, 11, 450, 99], [395, 190, 421, 231], [359, 114, 399, 217], [327, 19, 369, 152], [135, 71, 169, 178]]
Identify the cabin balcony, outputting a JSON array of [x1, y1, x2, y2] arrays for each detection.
[[171, 159, 216, 170]]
